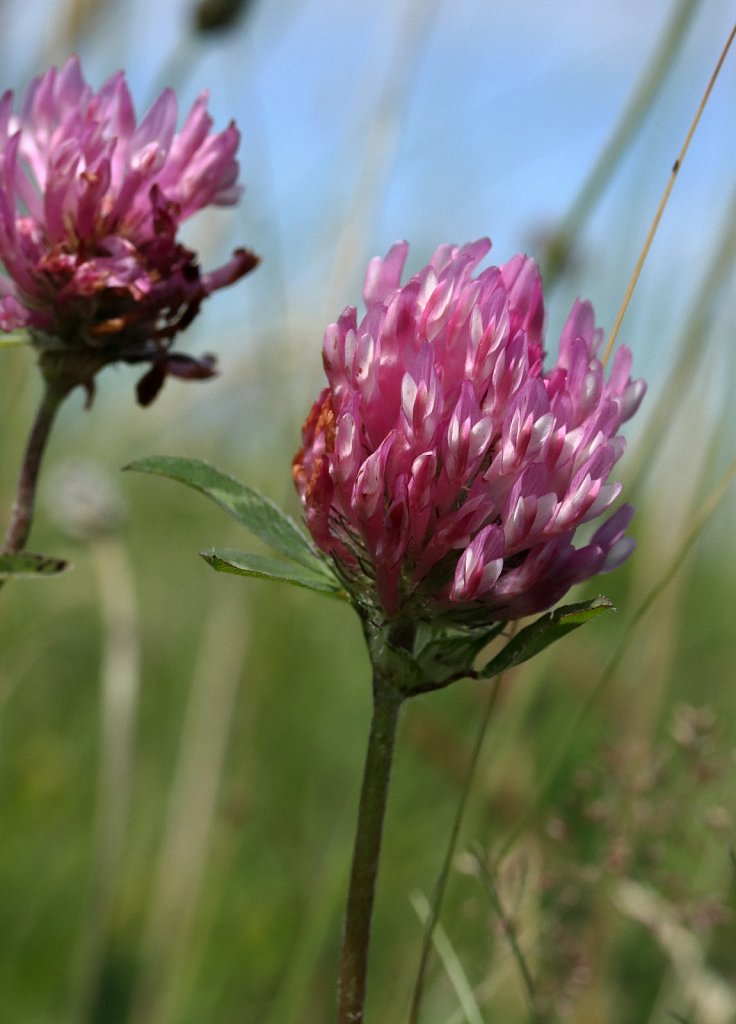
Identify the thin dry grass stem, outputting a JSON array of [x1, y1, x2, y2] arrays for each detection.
[[322, 0, 443, 320], [407, 671, 507, 1024], [497, 454, 736, 862], [622, 455, 736, 636], [410, 891, 486, 1024], [469, 847, 546, 1024], [541, 0, 699, 286], [130, 589, 249, 1024], [602, 21, 736, 368], [70, 536, 141, 1023], [628, 185, 736, 493], [624, 381, 715, 734]]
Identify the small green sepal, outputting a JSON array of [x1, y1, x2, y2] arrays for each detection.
[[412, 620, 505, 688], [363, 617, 505, 696]]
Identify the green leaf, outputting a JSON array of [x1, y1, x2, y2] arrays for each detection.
[[0, 551, 70, 578], [202, 548, 346, 597], [478, 596, 615, 679], [125, 455, 334, 579]]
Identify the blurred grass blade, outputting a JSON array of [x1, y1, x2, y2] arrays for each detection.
[[0, 551, 69, 577], [129, 589, 249, 1024], [70, 537, 140, 1022], [262, 825, 352, 1024], [411, 892, 486, 1024], [408, 674, 504, 1024], [602, 18, 736, 365], [498, 456, 736, 862], [541, 0, 699, 285], [478, 597, 614, 678], [470, 847, 542, 1022], [628, 184, 736, 492], [202, 548, 345, 596], [126, 455, 328, 574]]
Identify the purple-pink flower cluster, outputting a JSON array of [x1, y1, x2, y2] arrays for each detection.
[[0, 57, 257, 403], [294, 239, 645, 622]]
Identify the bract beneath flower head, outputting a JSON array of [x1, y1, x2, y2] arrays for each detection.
[[294, 239, 645, 625], [0, 56, 258, 404]]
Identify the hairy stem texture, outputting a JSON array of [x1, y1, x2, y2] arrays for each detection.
[[338, 674, 403, 1024], [3, 383, 64, 554]]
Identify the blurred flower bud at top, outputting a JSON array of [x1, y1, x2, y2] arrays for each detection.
[[45, 459, 127, 541], [194, 0, 256, 33]]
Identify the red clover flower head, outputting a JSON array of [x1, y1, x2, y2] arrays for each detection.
[[294, 239, 645, 626], [0, 56, 258, 404]]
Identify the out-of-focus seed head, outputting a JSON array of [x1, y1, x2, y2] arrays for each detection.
[[45, 458, 127, 540]]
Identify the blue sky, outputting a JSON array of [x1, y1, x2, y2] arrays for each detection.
[[2, 0, 734, 404]]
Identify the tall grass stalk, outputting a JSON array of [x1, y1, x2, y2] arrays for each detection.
[[410, 892, 486, 1024], [469, 847, 545, 1024], [541, 0, 700, 286], [627, 185, 736, 492], [70, 536, 141, 1023], [602, 20, 736, 365], [130, 589, 248, 1024]]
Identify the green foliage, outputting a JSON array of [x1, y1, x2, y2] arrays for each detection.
[[3, 415, 735, 1024], [411, 620, 504, 689], [127, 454, 345, 596], [202, 547, 345, 596], [477, 596, 615, 678], [0, 331, 29, 347], [125, 455, 328, 574], [363, 600, 613, 697], [2, 5, 736, 1020]]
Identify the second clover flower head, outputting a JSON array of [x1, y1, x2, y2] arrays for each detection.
[[294, 239, 646, 626], [0, 56, 258, 404]]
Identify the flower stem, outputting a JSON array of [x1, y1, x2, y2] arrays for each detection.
[[338, 672, 403, 1024], [3, 383, 65, 554]]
